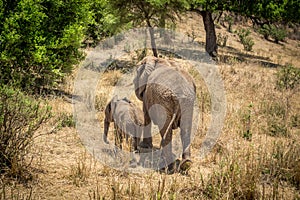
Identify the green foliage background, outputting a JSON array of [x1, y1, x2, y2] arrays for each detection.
[[1, 0, 299, 92], [0, 0, 93, 90]]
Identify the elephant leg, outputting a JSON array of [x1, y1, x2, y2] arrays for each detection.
[[136, 137, 140, 150], [129, 128, 140, 167], [160, 123, 173, 169], [179, 101, 194, 160], [179, 109, 193, 173], [131, 137, 138, 152], [180, 113, 192, 160], [114, 126, 123, 149], [131, 125, 141, 152], [140, 105, 153, 149]]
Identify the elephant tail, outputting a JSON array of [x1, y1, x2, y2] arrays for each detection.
[[160, 104, 179, 149], [103, 120, 110, 144]]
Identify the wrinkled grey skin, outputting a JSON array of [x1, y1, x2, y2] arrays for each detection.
[[103, 96, 144, 152], [133, 56, 196, 170]]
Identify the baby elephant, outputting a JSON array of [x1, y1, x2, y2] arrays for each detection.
[[103, 96, 143, 152]]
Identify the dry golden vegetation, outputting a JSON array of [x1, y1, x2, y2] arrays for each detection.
[[1, 12, 300, 200]]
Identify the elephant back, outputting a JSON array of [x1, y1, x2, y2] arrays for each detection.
[[144, 60, 196, 129], [147, 65, 196, 100], [113, 100, 143, 136], [128, 102, 144, 127]]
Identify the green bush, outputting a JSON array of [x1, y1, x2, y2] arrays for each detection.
[[0, 85, 51, 178], [263, 141, 300, 189], [85, 0, 119, 45], [224, 15, 233, 33], [268, 120, 288, 137], [258, 24, 287, 43], [203, 152, 260, 199], [276, 64, 300, 91], [259, 65, 300, 137], [203, 141, 300, 199], [0, 0, 92, 91], [239, 104, 253, 141], [236, 29, 254, 51], [56, 112, 75, 130], [84, 0, 131, 47], [260, 101, 289, 137], [272, 28, 287, 43], [258, 24, 271, 40], [291, 114, 300, 128]]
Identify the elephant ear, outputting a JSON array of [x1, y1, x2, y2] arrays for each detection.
[[110, 95, 118, 117], [105, 95, 118, 122], [134, 56, 158, 100], [104, 102, 112, 122]]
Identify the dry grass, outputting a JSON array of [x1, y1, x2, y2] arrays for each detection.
[[1, 12, 300, 200]]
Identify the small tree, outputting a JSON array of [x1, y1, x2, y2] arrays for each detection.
[[189, 0, 300, 57], [85, 0, 125, 46], [236, 28, 255, 51], [189, 0, 232, 57], [0, 85, 51, 178], [258, 24, 287, 43], [107, 0, 189, 57]]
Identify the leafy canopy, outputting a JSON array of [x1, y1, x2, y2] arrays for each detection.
[[189, 0, 300, 23], [107, 0, 190, 27], [0, 0, 92, 91]]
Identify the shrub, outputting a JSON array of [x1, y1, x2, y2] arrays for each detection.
[[0, 0, 92, 91], [268, 120, 288, 137], [258, 24, 287, 43], [224, 15, 234, 33], [275, 64, 300, 133], [271, 28, 287, 43], [57, 112, 75, 129], [236, 29, 254, 51], [290, 114, 300, 128], [258, 24, 272, 40], [276, 64, 300, 91], [0, 85, 51, 178], [217, 33, 228, 47], [85, 0, 131, 47], [203, 141, 300, 199], [263, 141, 300, 190], [239, 104, 253, 140], [260, 101, 289, 137], [203, 151, 260, 199], [69, 153, 93, 187], [95, 93, 108, 112]]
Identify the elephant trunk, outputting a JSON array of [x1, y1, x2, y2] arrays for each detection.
[[134, 88, 144, 101], [103, 119, 110, 144], [133, 76, 145, 101]]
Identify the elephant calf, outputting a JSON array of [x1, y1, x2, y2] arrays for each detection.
[[103, 96, 143, 152]]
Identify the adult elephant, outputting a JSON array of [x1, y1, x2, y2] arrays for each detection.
[[133, 56, 196, 172]]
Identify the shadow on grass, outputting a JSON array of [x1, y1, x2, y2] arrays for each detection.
[[218, 46, 283, 68]]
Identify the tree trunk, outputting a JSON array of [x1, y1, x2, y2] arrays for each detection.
[[159, 14, 166, 38], [159, 15, 172, 45], [201, 11, 218, 57], [146, 19, 158, 57]]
